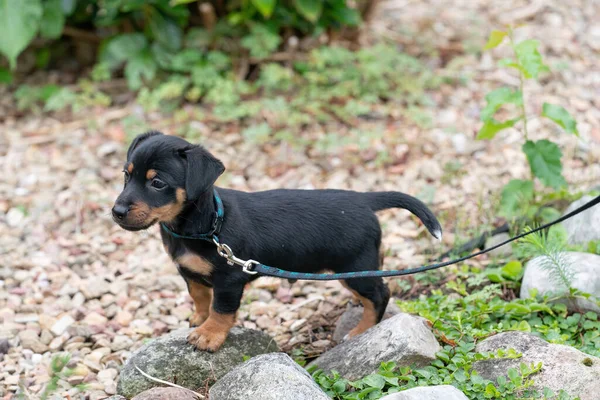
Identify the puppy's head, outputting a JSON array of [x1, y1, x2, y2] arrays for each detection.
[[112, 131, 225, 231]]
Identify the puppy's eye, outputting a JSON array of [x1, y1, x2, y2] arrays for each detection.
[[151, 179, 167, 190], [123, 171, 130, 183]]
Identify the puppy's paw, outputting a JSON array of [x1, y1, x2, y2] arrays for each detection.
[[189, 312, 209, 327], [187, 326, 227, 352]]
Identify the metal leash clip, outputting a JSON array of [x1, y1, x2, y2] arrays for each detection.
[[212, 237, 259, 275]]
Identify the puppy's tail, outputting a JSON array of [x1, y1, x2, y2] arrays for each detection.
[[364, 192, 442, 241]]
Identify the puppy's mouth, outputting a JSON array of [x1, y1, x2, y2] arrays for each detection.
[[113, 217, 157, 231]]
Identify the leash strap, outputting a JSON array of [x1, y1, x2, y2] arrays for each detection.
[[163, 191, 600, 280]]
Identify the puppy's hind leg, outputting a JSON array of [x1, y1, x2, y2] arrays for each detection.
[[342, 276, 390, 339]]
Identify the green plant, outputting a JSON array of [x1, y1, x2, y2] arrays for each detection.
[[477, 27, 579, 218], [21, 353, 86, 400], [517, 226, 574, 290], [311, 270, 598, 399], [0, 0, 363, 85]]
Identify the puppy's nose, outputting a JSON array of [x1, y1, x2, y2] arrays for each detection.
[[112, 204, 129, 220]]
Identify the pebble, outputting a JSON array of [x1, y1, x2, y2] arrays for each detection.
[[290, 319, 307, 332], [51, 315, 75, 336], [97, 368, 118, 381], [18, 330, 48, 354], [83, 312, 108, 326], [171, 304, 192, 321], [6, 207, 25, 228], [115, 310, 133, 326]]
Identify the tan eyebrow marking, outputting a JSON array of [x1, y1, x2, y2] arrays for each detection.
[[127, 163, 134, 174], [146, 169, 157, 180]]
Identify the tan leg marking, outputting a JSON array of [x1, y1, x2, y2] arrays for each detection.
[[187, 311, 236, 352], [341, 281, 378, 338], [187, 281, 212, 327]]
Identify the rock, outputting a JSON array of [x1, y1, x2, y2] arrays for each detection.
[[209, 353, 329, 400], [117, 327, 279, 398], [484, 233, 512, 258], [98, 368, 118, 382], [562, 196, 600, 245], [309, 313, 440, 380], [131, 387, 198, 400], [333, 300, 401, 343], [19, 330, 49, 354], [105, 396, 127, 400], [51, 315, 75, 336], [474, 332, 600, 400], [0, 338, 10, 355], [520, 252, 600, 313], [380, 385, 469, 400], [83, 312, 109, 326], [81, 279, 111, 299], [6, 207, 25, 228], [115, 310, 133, 327]]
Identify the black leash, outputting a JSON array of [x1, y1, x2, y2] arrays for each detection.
[[162, 191, 600, 280]]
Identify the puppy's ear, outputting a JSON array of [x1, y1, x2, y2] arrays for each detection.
[[179, 145, 225, 200], [127, 131, 163, 160]]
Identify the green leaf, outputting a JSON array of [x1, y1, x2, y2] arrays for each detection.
[[505, 303, 531, 314], [507, 367, 521, 384], [514, 39, 549, 79], [332, 380, 346, 394], [522, 139, 566, 188], [454, 369, 467, 382], [414, 369, 432, 379], [40, 0, 65, 39], [484, 30, 507, 50], [476, 118, 520, 140], [501, 261, 523, 281], [480, 87, 523, 121], [293, 0, 323, 22], [0, 0, 43, 69], [0, 67, 13, 84], [44, 87, 77, 111], [499, 179, 534, 217], [362, 374, 385, 389], [542, 103, 578, 135], [517, 320, 531, 332], [251, 0, 276, 18], [148, 9, 182, 52], [124, 50, 157, 90], [101, 33, 147, 67]]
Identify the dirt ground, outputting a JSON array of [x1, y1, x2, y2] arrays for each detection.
[[1, 0, 599, 398]]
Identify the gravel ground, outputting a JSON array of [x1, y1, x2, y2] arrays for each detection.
[[1, 0, 599, 398]]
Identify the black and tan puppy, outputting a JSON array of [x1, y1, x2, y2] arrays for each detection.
[[112, 131, 442, 351]]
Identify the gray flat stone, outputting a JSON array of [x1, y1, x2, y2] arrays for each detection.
[[474, 332, 600, 400], [209, 353, 329, 400], [309, 313, 440, 380], [520, 252, 600, 313]]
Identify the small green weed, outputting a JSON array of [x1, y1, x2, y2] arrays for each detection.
[[477, 27, 579, 219]]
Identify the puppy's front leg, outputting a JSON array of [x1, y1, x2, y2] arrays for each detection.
[[187, 281, 243, 352]]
